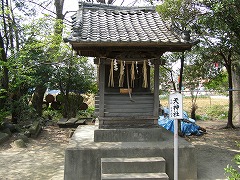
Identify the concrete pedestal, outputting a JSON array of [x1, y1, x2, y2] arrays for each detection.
[[64, 125, 197, 180]]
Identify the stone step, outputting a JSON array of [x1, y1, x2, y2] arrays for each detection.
[[29, 121, 42, 138], [57, 118, 87, 128], [101, 173, 169, 180], [65, 118, 78, 125], [101, 157, 166, 174]]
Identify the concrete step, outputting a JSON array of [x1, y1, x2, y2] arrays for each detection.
[[101, 157, 166, 174], [101, 173, 169, 180], [95, 128, 164, 142]]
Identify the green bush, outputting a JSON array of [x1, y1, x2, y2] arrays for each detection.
[[12, 95, 38, 122], [205, 105, 228, 120], [42, 109, 62, 122], [195, 114, 208, 121], [225, 142, 240, 179], [57, 93, 84, 118], [77, 106, 95, 118], [0, 110, 10, 125]]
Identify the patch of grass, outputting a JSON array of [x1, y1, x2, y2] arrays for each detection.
[[42, 109, 62, 122], [206, 105, 228, 120], [160, 96, 228, 120], [77, 106, 95, 118]]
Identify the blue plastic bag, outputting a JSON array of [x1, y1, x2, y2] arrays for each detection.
[[158, 108, 202, 136]]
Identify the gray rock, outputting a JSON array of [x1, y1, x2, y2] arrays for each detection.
[[0, 132, 10, 144], [29, 121, 42, 138], [2, 128, 11, 136], [13, 139, 27, 148], [24, 130, 31, 138], [18, 134, 29, 143], [3, 123, 17, 133], [68, 129, 75, 138]]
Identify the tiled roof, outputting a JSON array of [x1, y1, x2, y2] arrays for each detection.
[[65, 2, 189, 45]]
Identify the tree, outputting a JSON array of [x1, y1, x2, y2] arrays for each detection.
[[0, 0, 27, 123], [50, 48, 96, 118], [156, 0, 201, 93], [157, 0, 240, 128], [205, 71, 228, 94], [0, 0, 14, 109], [197, 1, 240, 128], [183, 48, 217, 119], [28, 0, 65, 116], [204, 0, 240, 127]]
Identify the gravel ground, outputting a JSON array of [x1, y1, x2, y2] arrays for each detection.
[[0, 126, 71, 180]]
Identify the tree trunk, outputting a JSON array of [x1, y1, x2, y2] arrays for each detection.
[[32, 85, 47, 116], [220, 50, 235, 128], [225, 60, 234, 128], [190, 103, 197, 120], [178, 52, 185, 136], [0, 30, 9, 109], [178, 52, 184, 93], [232, 65, 240, 125], [54, 0, 64, 35]]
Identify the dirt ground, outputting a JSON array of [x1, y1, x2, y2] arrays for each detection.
[[189, 120, 240, 180], [0, 120, 239, 180]]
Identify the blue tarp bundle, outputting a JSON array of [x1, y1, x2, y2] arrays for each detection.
[[158, 108, 203, 136]]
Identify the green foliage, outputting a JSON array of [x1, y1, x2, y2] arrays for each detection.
[[196, 114, 208, 121], [203, 0, 240, 42], [11, 95, 38, 122], [0, 110, 10, 125], [50, 53, 97, 94], [42, 109, 62, 122], [205, 71, 228, 94], [49, 46, 97, 119], [156, 0, 200, 31], [225, 142, 240, 179], [77, 106, 95, 118], [0, 88, 7, 100], [59, 93, 84, 119], [206, 105, 228, 120]]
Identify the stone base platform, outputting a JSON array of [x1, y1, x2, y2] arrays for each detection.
[[64, 125, 197, 180]]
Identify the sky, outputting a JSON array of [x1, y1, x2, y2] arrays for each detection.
[[64, 0, 151, 9], [63, 0, 157, 14]]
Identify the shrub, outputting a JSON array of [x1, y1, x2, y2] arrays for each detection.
[[77, 106, 95, 118], [195, 114, 208, 121], [56, 93, 84, 118], [205, 105, 228, 120], [0, 110, 9, 125], [12, 95, 38, 122], [225, 142, 240, 179], [42, 109, 62, 122]]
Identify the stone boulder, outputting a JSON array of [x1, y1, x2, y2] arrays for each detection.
[[12, 139, 27, 148]]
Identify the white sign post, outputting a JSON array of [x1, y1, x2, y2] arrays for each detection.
[[169, 92, 183, 180]]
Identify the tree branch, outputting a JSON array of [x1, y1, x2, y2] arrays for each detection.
[[28, 0, 56, 17]]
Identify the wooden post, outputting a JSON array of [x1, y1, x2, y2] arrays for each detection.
[[153, 60, 160, 122], [99, 58, 105, 118]]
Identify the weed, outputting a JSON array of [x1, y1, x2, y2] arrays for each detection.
[[225, 142, 240, 179], [206, 105, 228, 120], [42, 109, 62, 122]]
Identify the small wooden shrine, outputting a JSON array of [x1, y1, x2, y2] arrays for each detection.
[[64, 2, 193, 128], [64, 3, 197, 180]]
